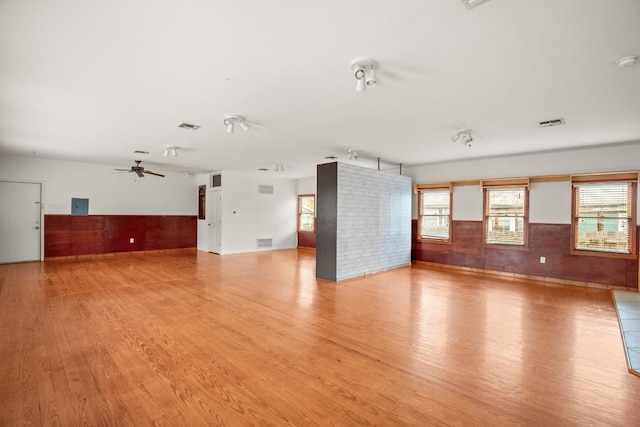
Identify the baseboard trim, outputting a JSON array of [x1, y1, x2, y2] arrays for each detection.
[[412, 260, 633, 291], [45, 247, 197, 261]]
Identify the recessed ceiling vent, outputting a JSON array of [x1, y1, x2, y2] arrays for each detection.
[[259, 184, 274, 195], [539, 118, 566, 128], [178, 122, 200, 130]]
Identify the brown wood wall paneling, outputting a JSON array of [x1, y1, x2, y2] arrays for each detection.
[[45, 215, 197, 257], [298, 219, 317, 248], [297, 231, 316, 248], [412, 220, 639, 289]]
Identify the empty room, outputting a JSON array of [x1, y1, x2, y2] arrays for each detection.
[[1, 0, 640, 425]]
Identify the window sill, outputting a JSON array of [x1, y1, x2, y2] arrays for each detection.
[[570, 249, 637, 260], [484, 244, 529, 251], [416, 237, 452, 245]]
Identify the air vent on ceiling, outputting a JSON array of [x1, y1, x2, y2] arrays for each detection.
[[256, 238, 273, 248], [538, 118, 566, 128], [178, 122, 200, 130], [258, 184, 274, 195]]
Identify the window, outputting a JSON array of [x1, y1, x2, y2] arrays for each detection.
[[483, 179, 529, 246], [572, 173, 637, 255], [198, 185, 206, 220], [298, 194, 315, 232], [417, 185, 451, 241]]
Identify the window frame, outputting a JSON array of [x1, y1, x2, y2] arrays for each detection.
[[482, 179, 529, 248], [416, 183, 452, 243], [570, 172, 637, 258], [297, 194, 315, 233]]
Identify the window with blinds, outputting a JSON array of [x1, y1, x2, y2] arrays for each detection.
[[418, 188, 451, 241], [572, 177, 636, 255], [484, 185, 528, 246]]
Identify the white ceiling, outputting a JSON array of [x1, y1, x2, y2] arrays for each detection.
[[1, 0, 639, 179]]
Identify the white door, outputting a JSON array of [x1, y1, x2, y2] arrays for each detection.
[[0, 181, 42, 263], [208, 188, 222, 254]]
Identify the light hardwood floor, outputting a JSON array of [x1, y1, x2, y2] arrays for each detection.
[[1, 249, 639, 425]]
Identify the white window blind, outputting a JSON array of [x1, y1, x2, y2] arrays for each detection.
[[574, 183, 632, 254], [420, 189, 451, 240], [485, 187, 526, 245]]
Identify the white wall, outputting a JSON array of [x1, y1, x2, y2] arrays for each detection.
[[297, 176, 316, 196], [405, 142, 640, 183], [204, 171, 297, 255], [404, 142, 640, 224], [0, 155, 196, 215]]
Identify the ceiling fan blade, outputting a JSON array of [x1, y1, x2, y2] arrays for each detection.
[[136, 171, 145, 178], [144, 170, 165, 178], [114, 168, 132, 172]]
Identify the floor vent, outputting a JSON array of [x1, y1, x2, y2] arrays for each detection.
[[258, 184, 274, 195], [257, 238, 273, 248]]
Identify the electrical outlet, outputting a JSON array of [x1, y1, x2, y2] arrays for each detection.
[[540, 256, 546, 264], [129, 237, 135, 244]]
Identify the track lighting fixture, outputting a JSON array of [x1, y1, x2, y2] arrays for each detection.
[[348, 149, 359, 160], [275, 163, 285, 172], [450, 130, 473, 147], [350, 59, 378, 92], [163, 146, 179, 157], [223, 115, 249, 134]]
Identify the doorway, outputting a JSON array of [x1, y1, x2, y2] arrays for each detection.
[[0, 181, 43, 263], [208, 188, 222, 254]]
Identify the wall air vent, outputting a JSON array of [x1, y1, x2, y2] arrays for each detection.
[[258, 185, 274, 195], [256, 238, 273, 248], [538, 118, 566, 128]]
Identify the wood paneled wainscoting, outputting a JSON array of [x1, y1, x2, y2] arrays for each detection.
[[412, 220, 639, 290], [44, 214, 197, 257]]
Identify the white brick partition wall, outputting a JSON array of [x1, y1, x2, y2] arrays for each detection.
[[335, 163, 412, 281]]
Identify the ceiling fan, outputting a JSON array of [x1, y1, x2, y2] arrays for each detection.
[[114, 160, 165, 178]]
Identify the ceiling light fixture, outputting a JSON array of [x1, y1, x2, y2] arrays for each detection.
[[616, 55, 639, 68], [460, 0, 492, 10], [275, 163, 285, 172], [223, 115, 249, 134], [351, 59, 378, 92], [348, 149, 359, 160], [163, 146, 179, 157], [451, 130, 473, 147]]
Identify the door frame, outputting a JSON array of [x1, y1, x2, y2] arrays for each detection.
[[0, 179, 45, 262]]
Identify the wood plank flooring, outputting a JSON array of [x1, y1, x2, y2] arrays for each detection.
[[1, 249, 639, 425]]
